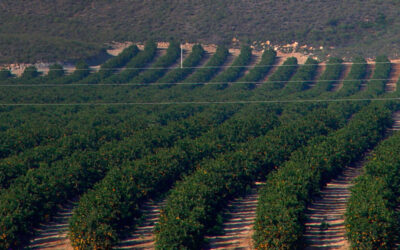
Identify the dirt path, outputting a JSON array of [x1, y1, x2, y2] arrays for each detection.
[[389, 111, 400, 132], [183, 52, 213, 82], [257, 56, 285, 86], [331, 63, 352, 92], [314, 63, 327, 85], [308, 63, 327, 89], [360, 63, 376, 91], [385, 63, 400, 92], [201, 53, 238, 85], [27, 200, 76, 250], [166, 49, 189, 71], [113, 199, 166, 250], [303, 163, 363, 250], [218, 53, 237, 74], [242, 53, 263, 76], [303, 111, 400, 249], [205, 182, 264, 250]]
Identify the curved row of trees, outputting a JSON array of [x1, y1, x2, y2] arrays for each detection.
[[153, 57, 351, 249], [0, 104, 208, 189], [69, 104, 280, 248], [253, 103, 391, 249], [0, 44, 265, 249], [345, 131, 400, 249], [0, 104, 243, 248], [67, 47, 282, 249], [155, 105, 353, 249], [253, 56, 393, 249]]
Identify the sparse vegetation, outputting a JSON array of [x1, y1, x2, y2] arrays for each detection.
[[2, 1, 400, 63]]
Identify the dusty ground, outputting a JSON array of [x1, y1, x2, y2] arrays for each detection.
[[114, 199, 166, 250], [106, 41, 134, 56], [27, 200, 76, 250], [386, 63, 400, 92], [258, 56, 285, 84], [303, 111, 400, 249], [359, 63, 375, 91], [331, 63, 352, 92], [205, 182, 264, 250], [303, 163, 364, 250]]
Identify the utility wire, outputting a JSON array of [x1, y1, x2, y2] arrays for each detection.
[[1, 97, 400, 106]]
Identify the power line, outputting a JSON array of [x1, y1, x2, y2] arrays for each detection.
[[0, 78, 394, 87], [1, 97, 399, 106]]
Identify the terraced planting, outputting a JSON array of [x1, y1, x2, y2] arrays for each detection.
[[345, 111, 400, 249], [1, 42, 400, 250]]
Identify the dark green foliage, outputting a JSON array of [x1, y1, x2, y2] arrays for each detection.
[[69, 105, 280, 249], [0, 69, 12, 81], [130, 41, 180, 84], [21, 66, 40, 80], [184, 46, 229, 85], [105, 41, 157, 84], [260, 57, 298, 91], [252, 57, 392, 249], [57, 60, 90, 84], [150, 58, 368, 248], [47, 64, 65, 79], [253, 104, 391, 249], [367, 55, 391, 95], [339, 57, 367, 95], [0, 43, 396, 250], [154, 105, 354, 249], [210, 45, 252, 89], [76, 44, 140, 84], [345, 132, 400, 249], [238, 49, 277, 90], [283, 57, 319, 93], [319, 58, 344, 92], [156, 44, 205, 87], [0, 105, 239, 249], [0, 104, 206, 186]]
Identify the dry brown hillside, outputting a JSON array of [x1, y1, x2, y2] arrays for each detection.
[[2, 0, 400, 63]]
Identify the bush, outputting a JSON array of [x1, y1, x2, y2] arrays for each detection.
[[21, 66, 40, 80], [0, 69, 12, 81]]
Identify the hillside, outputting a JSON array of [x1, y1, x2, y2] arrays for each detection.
[[2, 0, 400, 63]]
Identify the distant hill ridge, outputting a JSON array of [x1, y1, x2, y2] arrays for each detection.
[[2, 0, 400, 63]]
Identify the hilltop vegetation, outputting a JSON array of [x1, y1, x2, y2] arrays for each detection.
[[2, 0, 400, 63]]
